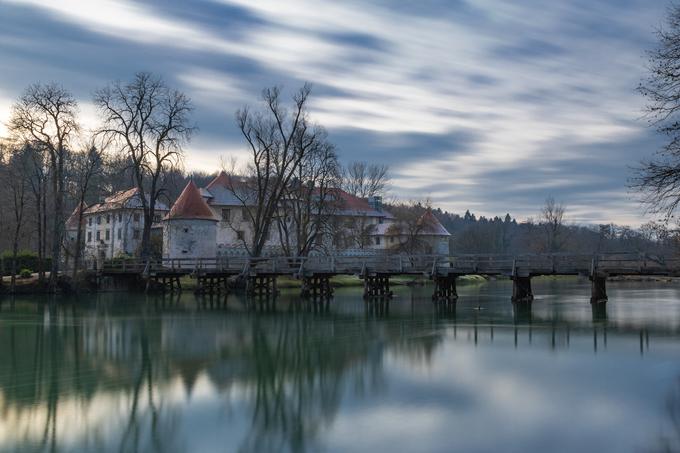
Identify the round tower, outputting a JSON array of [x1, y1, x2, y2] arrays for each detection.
[[163, 181, 218, 261]]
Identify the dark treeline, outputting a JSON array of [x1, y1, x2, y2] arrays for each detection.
[[432, 203, 675, 255]]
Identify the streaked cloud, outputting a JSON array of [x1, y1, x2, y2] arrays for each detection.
[[0, 0, 670, 224]]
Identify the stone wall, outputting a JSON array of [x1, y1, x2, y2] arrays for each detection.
[[163, 219, 217, 260]]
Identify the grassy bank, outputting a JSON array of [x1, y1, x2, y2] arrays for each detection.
[[178, 273, 490, 290]]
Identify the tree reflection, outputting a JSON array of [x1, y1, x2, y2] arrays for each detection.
[[0, 295, 445, 452], [648, 377, 680, 452], [238, 315, 385, 452]]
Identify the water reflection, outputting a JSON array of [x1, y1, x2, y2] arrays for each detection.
[[0, 281, 679, 452]]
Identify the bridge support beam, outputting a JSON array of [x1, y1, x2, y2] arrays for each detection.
[[147, 275, 182, 293], [363, 274, 392, 299], [301, 275, 334, 299], [432, 274, 457, 302], [195, 274, 229, 295], [512, 276, 533, 303], [247, 275, 278, 298], [590, 275, 607, 304]]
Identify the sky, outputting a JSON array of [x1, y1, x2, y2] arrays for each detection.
[[0, 0, 672, 225]]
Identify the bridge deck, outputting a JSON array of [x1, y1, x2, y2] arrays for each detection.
[[96, 253, 680, 279]]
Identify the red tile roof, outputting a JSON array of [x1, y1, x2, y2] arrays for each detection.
[[331, 188, 393, 218], [83, 188, 169, 214], [206, 171, 231, 191], [206, 171, 248, 191], [65, 202, 85, 230], [418, 209, 451, 236], [166, 181, 217, 221]]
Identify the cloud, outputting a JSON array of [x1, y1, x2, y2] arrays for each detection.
[[0, 0, 671, 225]]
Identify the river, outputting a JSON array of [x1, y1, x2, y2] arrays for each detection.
[[0, 279, 679, 452]]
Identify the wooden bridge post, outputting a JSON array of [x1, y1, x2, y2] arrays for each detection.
[[363, 274, 393, 299], [432, 274, 457, 302], [247, 275, 278, 299], [590, 274, 607, 304], [301, 274, 334, 300], [511, 276, 533, 302]]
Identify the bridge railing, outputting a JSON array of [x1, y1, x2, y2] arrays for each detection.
[[98, 252, 680, 277]]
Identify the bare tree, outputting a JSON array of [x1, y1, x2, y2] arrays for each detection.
[[94, 72, 195, 259], [540, 197, 566, 252], [342, 161, 389, 198], [275, 128, 341, 257], [231, 84, 320, 257], [635, 5, 680, 219], [337, 214, 377, 250], [386, 201, 436, 254], [25, 144, 50, 283], [67, 142, 104, 277], [8, 83, 79, 290], [1, 144, 31, 292]]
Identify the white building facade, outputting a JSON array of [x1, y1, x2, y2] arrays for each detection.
[[67, 188, 169, 264], [163, 173, 451, 259]]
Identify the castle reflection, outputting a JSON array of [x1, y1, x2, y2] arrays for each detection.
[[0, 282, 678, 452]]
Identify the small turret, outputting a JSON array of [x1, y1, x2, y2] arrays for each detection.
[[163, 181, 218, 261]]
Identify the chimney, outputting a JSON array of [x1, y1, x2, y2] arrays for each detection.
[[368, 196, 382, 211]]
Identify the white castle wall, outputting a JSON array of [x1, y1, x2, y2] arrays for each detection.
[[163, 219, 217, 260]]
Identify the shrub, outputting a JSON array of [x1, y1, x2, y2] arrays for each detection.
[[19, 268, 33, 279], [0, 251, 52, 276]]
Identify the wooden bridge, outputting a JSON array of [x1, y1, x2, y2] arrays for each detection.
[[95, 252, 680, 302]]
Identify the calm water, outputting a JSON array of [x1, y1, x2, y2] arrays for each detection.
[[1, 279, 680, 453]]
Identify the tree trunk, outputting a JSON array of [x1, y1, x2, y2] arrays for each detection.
[[49, 162, 65, 291], [36, 187, 44, 283], [72, 204, 84, 280], [40, 186, 47, 283], [10, 228, 20, 294]]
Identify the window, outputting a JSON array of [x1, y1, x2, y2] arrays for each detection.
[[117, 228, 122, 240], [221, 208, 231, 222], [88, 217, 92, 226], [133, 213, 140, 222], [133, 229, 140, 239], [87, 232, 92, 243], [236, 230, 245, 241], [242, 208, 248, 221], [96, 231, 101, 241], [105, 230, 110, 241], [118, 213, 122, 222], [390, 237, 395, 244], [375, 237, 381, 245], [106, 214, 111, 224], [378, 217, 384, 224], [96, 216, 101, 225], [183, 228, 189, 233]]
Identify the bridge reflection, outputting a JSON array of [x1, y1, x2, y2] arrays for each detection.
[[0, 290, 675, 451]]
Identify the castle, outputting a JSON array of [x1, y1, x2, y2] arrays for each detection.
[[69, 172, 451, 263]]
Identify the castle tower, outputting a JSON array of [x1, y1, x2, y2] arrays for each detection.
[[163, 181, 218, 261]]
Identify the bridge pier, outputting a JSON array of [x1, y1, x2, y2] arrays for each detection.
[[247, 275, 278, 298], [432, 274, 457, 302], [301, 275, 334, 299], [195, 274, 230, 295], [147, 275, 182, 293], [512, 301, 533, 324], [363, 274, 393, 299], [590, 275, 607, 304], [512, 276, 533, 302]]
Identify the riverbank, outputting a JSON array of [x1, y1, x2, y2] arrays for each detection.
[[176, 273, 489, 291], [3, 272, 676, 295], [0, 272, 489, 294]]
